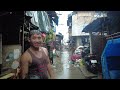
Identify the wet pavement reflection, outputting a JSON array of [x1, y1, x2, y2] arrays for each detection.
[[53, 48, 86, 79]]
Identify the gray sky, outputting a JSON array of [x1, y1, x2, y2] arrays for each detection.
[[55, 11, 73, 42]]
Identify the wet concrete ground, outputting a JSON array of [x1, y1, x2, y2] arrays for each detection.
[[53, 50, 85, 79], [52, 47, 84, 79], [52, 46, 100, 79]]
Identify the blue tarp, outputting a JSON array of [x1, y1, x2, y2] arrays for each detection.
[[82, 11, 120, 33], [101, 38, 120, 79], [82, 17, 109, 32]]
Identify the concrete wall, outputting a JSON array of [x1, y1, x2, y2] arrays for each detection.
[[71, 11, 95, 47], [72, 11, 95, 36]]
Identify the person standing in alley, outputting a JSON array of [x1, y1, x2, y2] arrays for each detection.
[[47, 44, 54, 65], [47, 41, 55, 65], [50, 43, 59, 65], [19, 30, 55, 79]]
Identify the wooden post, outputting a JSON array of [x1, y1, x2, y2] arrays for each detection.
[[89, 32, 93, 54], [0, 34, 2, 65], [0, 34, 2, 74]]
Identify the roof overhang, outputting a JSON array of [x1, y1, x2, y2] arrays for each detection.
[[46, 11, 58, 26], [82, 17, 109, 33]]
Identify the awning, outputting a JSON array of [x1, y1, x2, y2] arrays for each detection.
[[82, 11, 120, 33], [24, 15, 39, 31], [25, 11, 39, 28], [26, 11, 50, 33], [46, 11, 59, 26], [82, 17, 109, 33]]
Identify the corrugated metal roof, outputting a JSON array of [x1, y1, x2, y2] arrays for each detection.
[[82, 11, 120, 33], [82, 17, 108, 32]]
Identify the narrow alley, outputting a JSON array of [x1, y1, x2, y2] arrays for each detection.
[[1, 11, 120, 79], [53, 46, 98, 79], [54, 51, 85, 79]]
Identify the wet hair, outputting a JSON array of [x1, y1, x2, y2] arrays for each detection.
[[29, 30, 42, 38]]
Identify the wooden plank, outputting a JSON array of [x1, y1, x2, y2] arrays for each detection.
[[0, 73, 15, 79]]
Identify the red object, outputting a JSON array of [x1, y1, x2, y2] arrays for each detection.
[[42, 33, 46, 38], [71, 54, 81, 61]]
